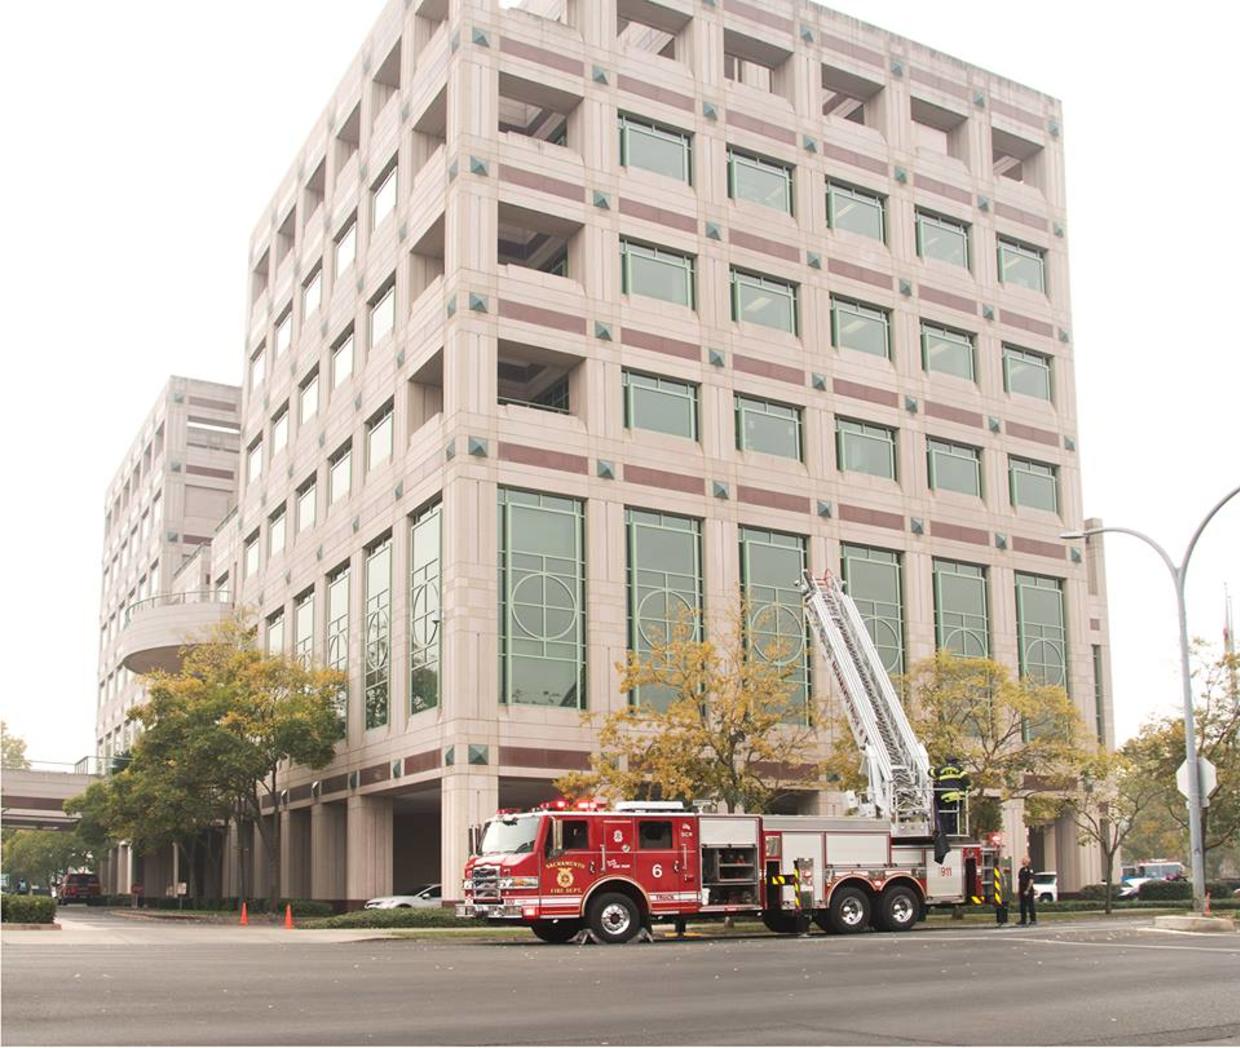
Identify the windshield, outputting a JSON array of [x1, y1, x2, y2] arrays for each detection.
[[478, 816, 541, 856], [1033, 874, 1055, 883]]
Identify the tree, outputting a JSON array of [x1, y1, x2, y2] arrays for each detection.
[[555, 611, 829, 813], [2, 830, 90, 889], [1, 720, 30, 770], [901, 652, 1089, 834], [1062, 747, 1165, 912], [127, 616, 345, 902]]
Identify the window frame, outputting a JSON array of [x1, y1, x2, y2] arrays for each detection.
[[920, 321, 976, 382], [620, 238, 696, 308], [830, 296, 891, 360], [331, 330, 355, 389], [734, 393, 803, 461], [329, 442, 352, 505], [915, 208, 971, 269], [622, 369, 699, 441], [334, 215, 357, 277], [366, 402, 394, 471], [836, 417, 898, 480], [826, 179, 886, 242], [729, 267, 799, 335], [370, 158, 398, 230], [727, 147, 794, 215], [932, 558, 990, 657], [926, 437, 982, 497], [1009, 455, 1060, 514], [997, 236, 1047, 293], [1003, 344, 1054, 402], [618, 113, 692, 184]]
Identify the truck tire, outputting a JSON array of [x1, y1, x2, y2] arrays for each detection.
[[827, 885, 871, 934], [761, 910, 800, 935], [587, 891, 641, 944], [531, 919, 582, 943], [875, 885, 919, 932]]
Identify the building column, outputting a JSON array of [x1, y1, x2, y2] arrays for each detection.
[[1001, 798, 1027, 863], [441, 771, 498, 902], [221, 821, 241, 898], [310, 801, 347, 902], [281, 809, 312, 899], [346, 794, 394, 905]]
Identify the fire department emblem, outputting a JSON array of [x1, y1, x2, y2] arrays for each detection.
[[556, 867, 574, 889]]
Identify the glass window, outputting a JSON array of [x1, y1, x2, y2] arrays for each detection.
[[302, 266, 322, 317], [371, 161, 398, 229], [840, 544, 904, 673], [927, 438, 982, 496], [498, 489, 586, 708], [735, 394, 802, 460], [297, 477, 316, 533], [299, 371, 319, 423], [370, 282, 395, 345], [266, 611, 285, 655], [367, 403, 393, 470], [916, 209, 969, 269], [274, 309, 292, 358], [268, 506, 286, 557], [1092, 645, 1106, 741], [244, 532, 260, 578], [827, 180, 885, 241], [294, 590, 314, 667], [728, 148, 793, 214], [326, 564, 349, 724], [998, 237, 1046, 293], [638, 821, 674, 849], [933, 559, 989, 657], [621, 240, 695, 308], [329, 444, 352, 505], [836, 418, 897, 480], [272, 407, 289, 455], [1009, 456, 1059, 513], [623, 370, 698, 440], [1015, 573, 1067, 686], [1003, 345, 1052, 402], [831, 297, 890, 359], [626, 508, 702, 710], [619, 114, 691, 183], [730, 269, 798, 334], [249, 346, 266, 390], [332, 331, 354, 388], [740, 527, 808, 711], [409, 502, 441, 714], [921, 322, 975, 381], [364, 538, 391, 729], [247, 439, 263, 482], [335, 217, 357, 276]]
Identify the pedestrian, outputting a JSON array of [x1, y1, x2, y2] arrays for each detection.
[[1017, 856, 1037, 926]]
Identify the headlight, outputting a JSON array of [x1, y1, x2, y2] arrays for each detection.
[[499, 876, 540, 890]]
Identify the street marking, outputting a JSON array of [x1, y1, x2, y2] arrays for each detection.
[[913, 933, 1240, 955]]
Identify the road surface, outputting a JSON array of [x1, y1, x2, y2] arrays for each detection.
[[4, 909, 1237, 1045]]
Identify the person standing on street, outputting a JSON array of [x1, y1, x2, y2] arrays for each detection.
[[1018, 857, 1037, 926]]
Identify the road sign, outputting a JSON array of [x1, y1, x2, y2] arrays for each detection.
[[1176, 757, 1217, 807]]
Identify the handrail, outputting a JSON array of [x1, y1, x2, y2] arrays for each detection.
[[122, 590, 232, 626]]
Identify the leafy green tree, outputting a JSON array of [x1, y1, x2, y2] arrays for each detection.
[[556, 610, 827, 813], [3, 830, 90, 889], [901, 652, 1089, 834], [1, 720, 30, 770]]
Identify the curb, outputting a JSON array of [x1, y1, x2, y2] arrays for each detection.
[[1152, 914, 1236, 933], [1, 922, 62, 931]]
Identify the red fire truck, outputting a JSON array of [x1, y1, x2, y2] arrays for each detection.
[[457, 572, 1000, 942]]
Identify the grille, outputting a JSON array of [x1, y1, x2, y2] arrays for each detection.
[[472, 864, 500, 900]]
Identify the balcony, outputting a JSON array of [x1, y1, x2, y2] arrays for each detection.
[[117, 591, 234, 674]]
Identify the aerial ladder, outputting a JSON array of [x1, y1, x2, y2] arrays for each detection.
[[801, 570, 935, 837]]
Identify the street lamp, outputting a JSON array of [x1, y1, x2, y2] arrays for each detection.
[[1061, 482, 1240, 912]]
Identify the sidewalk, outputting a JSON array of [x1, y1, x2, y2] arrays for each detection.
[[2, 911, 391, 947]]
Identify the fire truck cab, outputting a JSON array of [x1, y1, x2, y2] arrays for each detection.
[[458, 801, 992, 943]]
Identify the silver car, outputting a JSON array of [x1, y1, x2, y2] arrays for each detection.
[[364, 884, 442, 909]]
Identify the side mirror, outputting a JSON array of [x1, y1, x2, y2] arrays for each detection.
[[467, 825, 481, 856]]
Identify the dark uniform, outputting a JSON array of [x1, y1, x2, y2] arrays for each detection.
[[933, 758, 970, 836], [1017, 861, 1038, 925]]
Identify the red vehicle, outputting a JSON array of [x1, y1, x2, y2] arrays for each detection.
[[457, 800, 996, 943], [57, 872, 102, 904]]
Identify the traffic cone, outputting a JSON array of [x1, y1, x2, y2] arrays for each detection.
[[283, 903, 294, 930], [1204, 891, 1212, 917], [239, 901, 249, 926]]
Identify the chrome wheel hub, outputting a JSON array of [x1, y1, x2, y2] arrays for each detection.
[[600, 903, 631, 936]]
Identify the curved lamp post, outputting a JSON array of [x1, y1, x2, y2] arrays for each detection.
[[1061, 482, 1240, 911]]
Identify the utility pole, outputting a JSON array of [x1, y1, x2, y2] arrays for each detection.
[[1062, 482, 1240, 912]]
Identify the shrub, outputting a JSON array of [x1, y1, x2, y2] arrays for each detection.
[[1078, 883, 1124, 901], [281, 899, 334, 918], [1, 894, 57, 923], [306, 907, 473, 930], [1137, 879, 1192, 900]]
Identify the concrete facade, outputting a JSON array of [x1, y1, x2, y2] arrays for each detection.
[[104, 0, 1114, 902]]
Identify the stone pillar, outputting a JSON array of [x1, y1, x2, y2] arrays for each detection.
[[346, 794, 394, 905], [441, 771, 498, 902], [281, 809, 312, 899], [221, 822, 242, 898], [311, 802, 348, 902]]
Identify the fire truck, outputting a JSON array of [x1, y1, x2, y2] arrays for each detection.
[[457, 571, 1000, 943]]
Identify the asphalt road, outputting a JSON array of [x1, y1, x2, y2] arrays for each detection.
[[3, 910, 1238, 1046]]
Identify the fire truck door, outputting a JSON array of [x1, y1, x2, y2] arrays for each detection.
[[781, 833, 824, 905], [677, 818, 698, 892], [601, 818, 635, 876], [635, 818, 681, 906]]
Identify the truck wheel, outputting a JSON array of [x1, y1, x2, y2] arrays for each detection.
[[761, 910, 800, 935], [876, 885, 919, 932], [828, 885, 871, 934], [587, 892, 641, 944], [531, 919, 582, 943]]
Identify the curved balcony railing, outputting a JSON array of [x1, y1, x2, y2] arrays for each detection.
[[123, 590, 232, 627]]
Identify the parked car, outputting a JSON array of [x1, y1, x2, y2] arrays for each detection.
[[1119, 860, 1186, 898], [364, 884, 442, 909], [1032, 871, 1058, 903], [58, 872, 102, 904]]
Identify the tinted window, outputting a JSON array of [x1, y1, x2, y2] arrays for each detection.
[[638, 821, 673, 849]]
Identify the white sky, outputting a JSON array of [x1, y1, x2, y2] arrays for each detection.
[[1, 1, 1235, 764]]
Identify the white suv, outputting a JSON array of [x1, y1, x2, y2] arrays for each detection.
[[1032, 871, 1058, 903]]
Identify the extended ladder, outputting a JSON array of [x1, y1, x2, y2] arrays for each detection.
[[801, 570, 933, 836]]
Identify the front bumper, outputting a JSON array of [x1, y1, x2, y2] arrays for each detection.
[[456, 901, 526, 919]]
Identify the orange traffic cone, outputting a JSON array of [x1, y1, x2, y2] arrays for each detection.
[[239, 901, 249, 926], [283, 903, 294, 930], [1204, 891, 1212, 916]]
